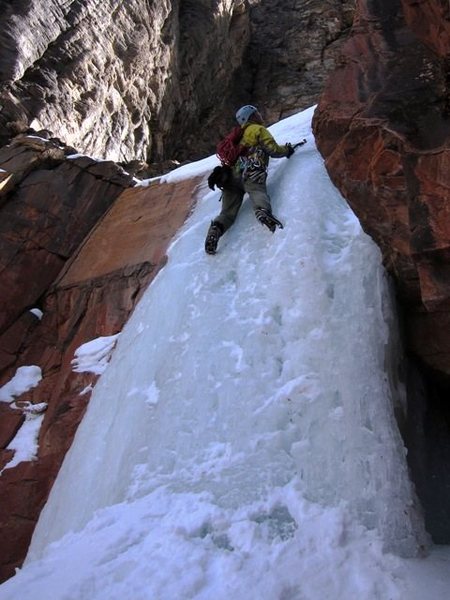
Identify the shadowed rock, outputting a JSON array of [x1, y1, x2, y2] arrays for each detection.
[[0, 0, 354, 162]]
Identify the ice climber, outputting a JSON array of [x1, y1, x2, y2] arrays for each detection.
[[205, 105, 303, 255]]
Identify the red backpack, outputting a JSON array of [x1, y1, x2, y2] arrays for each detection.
[[216, 125, 247, 167]]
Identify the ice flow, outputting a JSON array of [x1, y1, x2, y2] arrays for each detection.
[[1, 107, 434, 600]]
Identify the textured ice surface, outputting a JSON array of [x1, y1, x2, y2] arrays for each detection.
[[2, 107, 444, 600]]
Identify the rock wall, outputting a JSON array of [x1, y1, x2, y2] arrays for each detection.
[[0, 0, 250, 162], [0, 133, 203, 580], [312, 0, 450, 541], [0, 0, 354, 163], [0, 134, 133, 344], [313, 0, 450, 375], [244, 0, 355, 124]]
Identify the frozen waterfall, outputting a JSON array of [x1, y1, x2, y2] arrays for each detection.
[[2, 107, 449, 600]]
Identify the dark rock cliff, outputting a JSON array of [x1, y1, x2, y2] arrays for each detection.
[[313, 0, 450, 543], [0, 0, 353, 163]]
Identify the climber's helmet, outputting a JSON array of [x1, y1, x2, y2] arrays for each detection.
[[235, 105, 259, 126]]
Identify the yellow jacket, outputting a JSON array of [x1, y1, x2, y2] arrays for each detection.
[[238, 123, 288, 183], [241, 123, 288, 157]]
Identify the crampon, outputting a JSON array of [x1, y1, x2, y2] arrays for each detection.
[[255, 208, 284, 233]]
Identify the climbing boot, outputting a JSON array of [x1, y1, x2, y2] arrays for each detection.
[[205, 221, 224, 255], [255, 208, 284, 233]]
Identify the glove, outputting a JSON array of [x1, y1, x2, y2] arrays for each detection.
[[285, 143, 295, 158], [208, 169, 219, 190], [208, 165, 233, 191]]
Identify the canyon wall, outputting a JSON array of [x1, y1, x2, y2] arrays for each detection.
[[0, 0, 353, 163], [312, 0, 450, 541], [0, 0, 250, 162]]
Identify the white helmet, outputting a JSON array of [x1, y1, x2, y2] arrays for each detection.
[[235, 105, 258, 125]]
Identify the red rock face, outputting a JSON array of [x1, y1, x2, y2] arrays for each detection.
[[313, 0, 450, 543], [0, 135, 202, 581], [313, 0, 450, 376], [0, 135, 134, 342]]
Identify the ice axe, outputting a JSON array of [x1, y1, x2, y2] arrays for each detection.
[[286, 139, 307, 158], [293, 139, 307, 149]]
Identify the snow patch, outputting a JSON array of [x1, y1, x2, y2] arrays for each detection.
[[0, 365, 42, 403], [72, 335, 120, 375], [145, 381, 160, 407], [30, 308, 43, 320], [79, 385, 94, 396], [1, 413, 46, 474]]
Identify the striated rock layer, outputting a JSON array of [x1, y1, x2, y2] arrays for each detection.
[[0, 0, 250, 162], [0, 132, 203, 580], [313, 0, 450, 541], [0, 0, 354, 163]]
